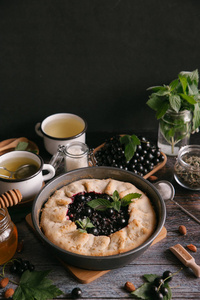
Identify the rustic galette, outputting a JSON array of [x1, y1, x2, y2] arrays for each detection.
[[40, 178, 156, 256]]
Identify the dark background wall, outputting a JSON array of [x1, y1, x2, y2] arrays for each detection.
[[1, 0, 200, 143]]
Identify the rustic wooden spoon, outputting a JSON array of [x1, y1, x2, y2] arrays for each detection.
[[0, 137, 28, 153]]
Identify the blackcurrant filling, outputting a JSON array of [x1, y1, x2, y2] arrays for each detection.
[[67, 192, 129, 236]]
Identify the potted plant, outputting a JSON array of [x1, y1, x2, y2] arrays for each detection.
[[146, 69, 200, 155]]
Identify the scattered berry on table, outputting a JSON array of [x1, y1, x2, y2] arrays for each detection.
[[71, 287, 82, 298]]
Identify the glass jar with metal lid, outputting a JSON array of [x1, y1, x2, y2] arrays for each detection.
[[49, 142, 96, 173], [174, 145, 200, 190]]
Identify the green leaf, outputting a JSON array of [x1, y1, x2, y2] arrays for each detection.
[[146, 95, 164, 111], [169, 78, 179, 91], [131, 282, 152, 299], [192, 103, 200, 131], [111, 190, 120, 202], [15, 142, 28, 151], [112, 200, 121, 212], [121, 193, 142, 206], [87, 198, 112, 211], [180, 69, 199, 85], [155, 101, 169, 119], [143, 273, 158, 282], [169, 94, 181, 112], [153, 88, 170, 97], [179, 93, 197, 105], [13, 270, 63, 300], [146, 85, 167, 92], [75, 217, 95, 232], [178, 74, 188, 94], [120, 134, 140, 161]]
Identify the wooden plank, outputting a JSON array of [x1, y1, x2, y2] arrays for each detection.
[[25, 214, 167, 284]]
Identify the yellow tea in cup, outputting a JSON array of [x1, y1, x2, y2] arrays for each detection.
[[44, 117, 84, 139], [0, 157, 40, 180]]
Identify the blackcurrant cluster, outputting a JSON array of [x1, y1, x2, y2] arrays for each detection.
[[150, 270, 172, 299], [95, 135, 165, 176], [10, 258, 35, 276], [68, 192, 129, 236]]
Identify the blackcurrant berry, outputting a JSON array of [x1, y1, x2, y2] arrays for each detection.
[[162, 270, 172, 282], [28, 263, 35, 272], [154, 277, 164, 287], [84, 207, 92, 216], [155, 292, 164, 300], [150, 284, 158, 295], [160, 285, 168, 296], [71, 287, 82, 298], [10, 264, 17, 274]]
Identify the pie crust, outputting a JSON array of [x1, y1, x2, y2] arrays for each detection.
[[40, 178, 156, 256]]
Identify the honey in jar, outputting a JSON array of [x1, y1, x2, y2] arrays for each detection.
[[0, 208, 18, 265]]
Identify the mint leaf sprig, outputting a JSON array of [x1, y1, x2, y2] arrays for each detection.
[[146, 69, 200, 133], [87, 190, 142, 213], [15, 142, 29, 151], [120, 134, 141, 162], [75, 217, 95, 233]]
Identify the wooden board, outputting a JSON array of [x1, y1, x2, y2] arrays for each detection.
[[0, 137, 39, 156], [25, 213, 167, 284]]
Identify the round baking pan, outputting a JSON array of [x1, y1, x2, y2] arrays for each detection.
[[32, 166, 166, 270]]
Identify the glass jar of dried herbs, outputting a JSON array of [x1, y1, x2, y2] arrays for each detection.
[[174, 145, 200, 190]]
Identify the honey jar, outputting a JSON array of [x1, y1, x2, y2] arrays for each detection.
[[0, 208, 18, 265]]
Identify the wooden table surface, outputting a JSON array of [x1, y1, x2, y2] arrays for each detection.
[[1, 132, 200, 300]]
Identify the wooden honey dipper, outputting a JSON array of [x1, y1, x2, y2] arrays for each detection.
[[0, 189, 22, 208]]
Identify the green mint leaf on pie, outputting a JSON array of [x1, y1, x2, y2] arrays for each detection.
[[13, 270, 63, 300], [87, 191, 141, 212], [121, 193, 142, 206], [120, 134, 141, 162], [112, 200, 121, 212], [75, 217, 95, 232], [87, 198, 112, 211], [15, 142, 29, 151], [111, 190, 120, 202]]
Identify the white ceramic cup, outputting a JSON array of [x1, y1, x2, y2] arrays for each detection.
[[0, 151, 55, 200], [35, 113, 87, 155]]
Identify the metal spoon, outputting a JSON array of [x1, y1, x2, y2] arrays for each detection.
[[154, 180, 200, 225], [0, 164, 38, 180]]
